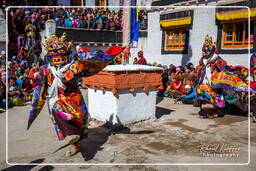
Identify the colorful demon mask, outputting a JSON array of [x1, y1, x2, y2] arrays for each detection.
[[45, 33, 73, 67], [202, 34, 216, 58]]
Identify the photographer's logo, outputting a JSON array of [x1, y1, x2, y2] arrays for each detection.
[[199, 144, 240, 157]]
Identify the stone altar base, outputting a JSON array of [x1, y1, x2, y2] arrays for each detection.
[[83, 65, 162, 125]]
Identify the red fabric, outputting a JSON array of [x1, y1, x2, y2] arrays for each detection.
[[251, 82, 256, 90], [138, 50, 143, 56], [105, 46, 123, 55], [170, 81, 185, 94], [29, 68, 39, 87], [250, 67, 254, 74], [199, 58, 203, 65], [79, 48, 89, 52], [210, 58, 227, 72], [137, 56, 147, 65], [14, 64, 20, 68]]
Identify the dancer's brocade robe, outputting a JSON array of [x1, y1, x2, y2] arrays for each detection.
[[195, 55, 227, 108], [27, 46, 123, 140]]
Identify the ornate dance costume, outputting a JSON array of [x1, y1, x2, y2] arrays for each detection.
[[195, 35, 227, 116], [27, 33, 123, 141]]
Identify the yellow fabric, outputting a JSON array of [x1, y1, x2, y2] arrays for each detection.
[[160, 17, 191, 28], [11, 97, 25, 106], [216, 8, 256, 21]]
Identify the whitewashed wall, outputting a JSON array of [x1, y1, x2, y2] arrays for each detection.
[[189, 3, 218, 65], [221, 53, 249, 67], [0, 43, 5, 52], [108, 0, 120, 11], [57, 0, 71, 6], [88, 88, 157, 125], [85, 0, 95, 7], [0, 19, 5, 53], [131, 3, 249, 67], [138, 11, 162, 64]]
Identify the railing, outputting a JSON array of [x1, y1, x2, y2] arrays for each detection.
[[56, 27, 147, 44]]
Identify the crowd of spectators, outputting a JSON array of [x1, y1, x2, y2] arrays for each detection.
[[6, 7, 147, 33], [55, 8, 123, 31], [0, 8, 44, 112], [149, 60, 255, 119], [55, 8, 147, 31], [1, 7, 147, 111]]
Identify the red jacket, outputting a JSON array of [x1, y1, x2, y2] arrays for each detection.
[[170, 81, 185, 94], [137, 56, 147, 65]]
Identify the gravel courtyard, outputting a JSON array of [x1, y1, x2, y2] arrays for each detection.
[[0, 89, 255, 170]]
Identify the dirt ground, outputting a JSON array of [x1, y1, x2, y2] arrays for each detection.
[[0, 89, 256, 170]]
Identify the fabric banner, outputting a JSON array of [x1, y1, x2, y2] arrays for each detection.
[[130, 0, 139, 48], [216, 8, 256, 21], [160, 17, 191, 28]]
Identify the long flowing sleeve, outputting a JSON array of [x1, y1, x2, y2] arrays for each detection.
[[27, 65, 47, 130], [76, 46, 124, 74]]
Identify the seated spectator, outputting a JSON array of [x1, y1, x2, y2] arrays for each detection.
[[162, 67, 169, 91], [137, 51, 147, 65], [0, 50, 6, 65], [64, 17, 72, 28], [166, 74, 185, 99], [80, 15, 87, 28], [8, 78, 25, 106], [0, 81, 5, 111], [181, 85, 199, 105], [21, 77, 33, 102], [133, 58, 138, 64]]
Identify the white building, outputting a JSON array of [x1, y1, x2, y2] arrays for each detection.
[[84, 0, 121, 11], [0, 9, 5, 53], [130, 0, 255, 67]]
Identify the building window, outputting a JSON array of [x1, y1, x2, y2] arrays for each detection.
[[98, 0, 106, 6], [165, 28, 187, 50], [71, 0, 82, 6], [222, 21, 255, 49]]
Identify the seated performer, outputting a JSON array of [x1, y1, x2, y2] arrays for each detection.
[[27, 33, 123, 157]]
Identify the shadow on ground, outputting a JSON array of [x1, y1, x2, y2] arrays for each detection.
[[155, 106, 174, 119], [78, 124, 154, 161], [224, 104, 248, 116], [156, 96, 164, 104], [3, 159, 54, 171]]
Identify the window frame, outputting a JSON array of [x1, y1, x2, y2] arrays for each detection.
[[221, 20, 255, 49], [164, 26, 188, 50]]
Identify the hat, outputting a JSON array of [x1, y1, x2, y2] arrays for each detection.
[[202, 34, 216, 57], [0, 50, 5, 55], [185, 85, 191, 90], [176, 67, 181, 73], [138, 50, 143, 56]]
